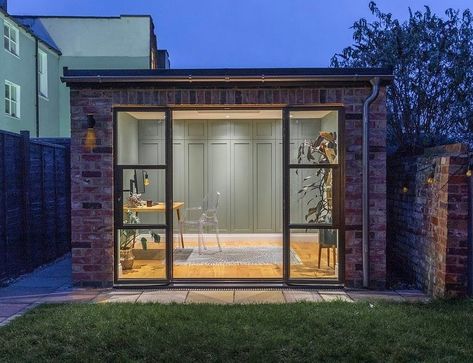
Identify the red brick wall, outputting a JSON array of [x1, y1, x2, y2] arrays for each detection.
[[387, 144, 470, 297], [70, 85, 387, 287]]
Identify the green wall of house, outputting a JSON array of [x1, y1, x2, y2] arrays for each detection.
[[1, 13, 154, 137], [0, 13, 61, 136]]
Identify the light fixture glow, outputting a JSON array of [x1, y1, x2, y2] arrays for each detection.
[[144, 172, 150, 186]]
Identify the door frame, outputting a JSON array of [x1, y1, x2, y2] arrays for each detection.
[[283, 106, 345, 286], [112, 105, 345, 287]]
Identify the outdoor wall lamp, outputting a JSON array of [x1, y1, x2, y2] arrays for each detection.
[[426, 163, 436, 185], [85, 114, 97, 151], [466, 162, 472, 177]]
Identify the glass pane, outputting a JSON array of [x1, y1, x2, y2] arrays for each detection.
[[11, 101, 17, 117], [290, 168, 334, 225], [117, 228, 166, 280], [290, 229, 338, 280], [5, 84, 9, 99], [11, 86, 16, 101], [290, 110, 338, 164], [117, 111, 166, 165], [3, 37, 9, 51], [5, 100, 10, 115], [122, 168, 166, 226], [10, 29, 16, 42], [3, 25, 8, 37]]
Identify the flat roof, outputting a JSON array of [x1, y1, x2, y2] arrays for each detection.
[[62, 67, 393, 85]]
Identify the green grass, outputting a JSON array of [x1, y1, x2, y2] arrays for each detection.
[[1, 300, 473, 362]]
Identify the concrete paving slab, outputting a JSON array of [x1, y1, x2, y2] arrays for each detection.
[[234, 290, 285, 304], [186, 290, 234, 304], [41, 292, 99, 303], [13, 277, 71, 289], [320, 293, 353, 302], [347, 291, 404, 302], [137, 290, 188, 303], [0, 303, 31, 317], [96, 293, 142, 303], [283, 290, 323, 302]]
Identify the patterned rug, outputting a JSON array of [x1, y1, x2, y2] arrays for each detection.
[[173, 247, 302, 265]]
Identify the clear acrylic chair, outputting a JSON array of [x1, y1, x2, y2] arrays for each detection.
[[180, 192, 222, 254]]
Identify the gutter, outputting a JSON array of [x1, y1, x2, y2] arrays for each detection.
[[61, 74, 394, 84], [35, 38, 40, 137], [362, 77, 381, 288]]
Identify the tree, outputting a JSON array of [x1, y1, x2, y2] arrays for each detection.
[[331, 2, 473, 153]]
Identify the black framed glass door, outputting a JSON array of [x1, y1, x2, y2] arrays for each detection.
[[113, 108, 173, 284], [283, 107, 344, 284]]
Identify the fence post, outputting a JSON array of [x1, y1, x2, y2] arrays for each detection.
[[20, 130, 33, 271], [469, 176, 473, 296]]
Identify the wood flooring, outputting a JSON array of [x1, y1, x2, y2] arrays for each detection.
[[120, 239, 338, 280]]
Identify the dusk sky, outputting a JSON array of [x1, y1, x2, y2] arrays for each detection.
[[9, 0, 472, 68]]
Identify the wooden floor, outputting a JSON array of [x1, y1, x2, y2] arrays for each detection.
[[121, 239, 338, 280]]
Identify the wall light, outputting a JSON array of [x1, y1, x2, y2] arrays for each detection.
[[426, 163, 436, 185], [85, 114, 96, 151], [466, 162, 473, 177]]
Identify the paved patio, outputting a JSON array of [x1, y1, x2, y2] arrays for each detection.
[[0, 255, 429, 327]]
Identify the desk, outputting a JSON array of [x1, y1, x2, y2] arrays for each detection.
[[124, 202, 185, 248]]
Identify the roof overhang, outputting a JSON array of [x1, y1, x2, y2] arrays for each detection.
[[62, 67, 394, 86]]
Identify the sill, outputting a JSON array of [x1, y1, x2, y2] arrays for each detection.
[[4, 113, 21, 120], [39, 94, 49, 101], [4, 48, 20, 59]]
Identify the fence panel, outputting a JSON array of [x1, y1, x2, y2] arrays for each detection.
[[0, 130, 71, 285]]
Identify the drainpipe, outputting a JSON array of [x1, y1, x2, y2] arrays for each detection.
[[362, 77, 381, 288], [35, 38, 40, 137]]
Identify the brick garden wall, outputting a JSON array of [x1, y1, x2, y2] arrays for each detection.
[[387, 144, 470, 297], [69, 85, 387, 288]]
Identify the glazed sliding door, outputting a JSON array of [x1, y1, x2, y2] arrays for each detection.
[[114, 109, 173, 284], [283, 108, 343, 283]]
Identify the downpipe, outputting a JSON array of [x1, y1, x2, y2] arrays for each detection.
[[362, 77, 381, 288]]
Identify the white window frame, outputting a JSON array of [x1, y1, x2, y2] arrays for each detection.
[[4, 81, 21, 119], [3, 20, 19, 56], [38, 49, 48, 98]]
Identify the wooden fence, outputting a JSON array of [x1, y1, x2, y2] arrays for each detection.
[[0, 130, 71, 285]]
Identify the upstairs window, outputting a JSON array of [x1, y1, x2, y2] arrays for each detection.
[[3, 21, 19, 56], [5, 81, 20, 118], [38, 49, 48, 98]]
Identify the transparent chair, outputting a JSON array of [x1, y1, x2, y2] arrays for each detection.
[[180, 192, 222, 254]]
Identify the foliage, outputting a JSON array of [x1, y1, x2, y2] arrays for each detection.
[[331, 2, 473, 152], [1, 301, 473, 361], [120, 211, 140, 250], [296, 133, 337, 223]]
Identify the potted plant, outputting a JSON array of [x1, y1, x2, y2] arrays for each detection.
[[120, 194, 145, 271]]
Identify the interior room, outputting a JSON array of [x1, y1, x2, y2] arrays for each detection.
[[115, 109, 339, 281]]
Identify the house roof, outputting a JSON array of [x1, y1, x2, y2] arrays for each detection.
[[62, 67, 394, 85], [13, 16, 61, 53], [0, 8, 61, 54]]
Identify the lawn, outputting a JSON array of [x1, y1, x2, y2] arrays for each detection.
[[1, 300, 472, 362]]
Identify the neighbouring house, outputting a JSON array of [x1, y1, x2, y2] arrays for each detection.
[[1, 0, 168, 137], [63, 68, 392, 288]]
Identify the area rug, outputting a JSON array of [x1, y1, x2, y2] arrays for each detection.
[[173, 247, 302, 265]]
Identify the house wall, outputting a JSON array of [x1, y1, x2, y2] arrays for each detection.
[[1, 14, 154, 137], [0, 13, 60, 136], [38, 16, 153, 137], [69, 86, 388, 288]]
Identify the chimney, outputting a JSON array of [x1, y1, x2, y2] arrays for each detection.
[[0, 0, 7, 12], [157, 50, 171, 69]]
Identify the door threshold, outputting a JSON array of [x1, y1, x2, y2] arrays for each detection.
[[113, 281, 344, 290]]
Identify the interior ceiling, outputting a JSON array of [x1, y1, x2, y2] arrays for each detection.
[[126, 110, 333, 120]]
